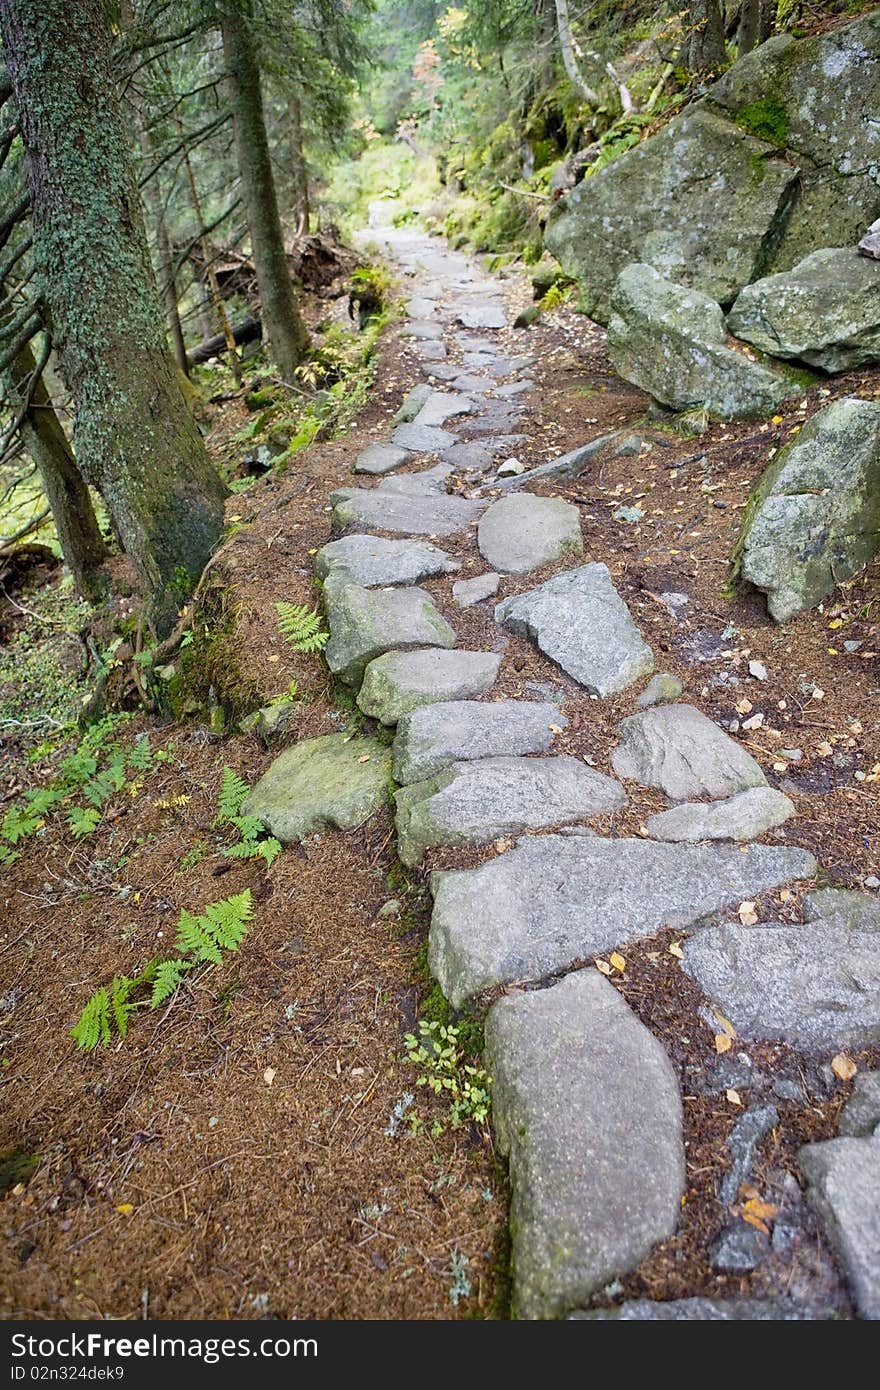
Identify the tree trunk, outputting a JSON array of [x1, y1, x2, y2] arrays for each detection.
[[289, 95, 310, 238], [221, 0, 309, 378], [737, 0, 773, 58], [0, 0, 227, 636], [5, 338, 107, 599], [687, 0, 728, 72], [554, 0, 599, 106]]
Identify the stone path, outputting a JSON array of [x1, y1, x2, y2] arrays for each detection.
[[243, 215, 880, 1320]]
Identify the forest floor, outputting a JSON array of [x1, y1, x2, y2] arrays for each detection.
[[1, 212, 879, 1319]]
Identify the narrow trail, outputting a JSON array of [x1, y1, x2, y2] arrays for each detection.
[[252, 205, 877, 1320]]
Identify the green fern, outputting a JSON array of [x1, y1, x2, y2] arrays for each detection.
[[216, 768, 283, 867], [71, 986, 112, 1051], [174, 890, 253, 963], [111, 976, 138, 1040], [174, 908, 224, 964], [275, 601, 328, 653], [150, 958, 193, 1009], [68, 805, 101, 838], [216, 766, 249, 824], [0, 843, 21, 868]]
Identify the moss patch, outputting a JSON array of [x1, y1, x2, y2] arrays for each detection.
[[735, 96, 790, 148]]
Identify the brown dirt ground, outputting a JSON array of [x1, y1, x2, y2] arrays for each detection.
[[1, 249, 879, 1320]]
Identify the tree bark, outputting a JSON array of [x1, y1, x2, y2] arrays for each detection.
[[554, 0, 599, 106], [687, 0, 728, 72], [737, 0, 773, 58], [0, 0, 227, 636], [220, 0, 309, 377], [4, 337, 107, 599], [289, 94, 310, 239]]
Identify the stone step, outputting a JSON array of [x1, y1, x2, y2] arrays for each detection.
[[611, 703, 769, 800], [353, 442, 411, 475], [485, 970, 685, 1319], [323, 575, 456, 686], [393, 699, 565, 784], [572, 1298, 816, 1320], [394, 755, 627, 866], [315, 535, 458, 587], [330, 486, 484, 538], [241, 733, 392, 843], [644, 786, 795, 842], [390, 421, 458, 453], [428, 833, 817, 1007], [477, 493, 583, 575], [411, 391, 475, 428], [495, 562, 654, 697], [357, 648, 501, 725], [682, 888, 880, 1049], [799, 1136, 880, 1320]]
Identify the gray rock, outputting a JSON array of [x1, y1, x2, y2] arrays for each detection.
[[860, 217, 880, 261], [391, 421, 458, 453], [495, 379, 533, 398], [331, 486, 483, 538], [375, 464, 452, 496], [353, 442, 411, 475], [803, 887, 880, 932], [738, 397, 880, 623], [411, 391, 475, 428], [573, 1298, 812, 1320], [429, 834, 816, 1007], [682, 913, 880, 1050], [323, 575, 456, 686], [451, 373, 492, 393], [838, 1072, 880, 1138], [405, 296, 437, 319], [485, 970, 685, 1319], [315, 535, 457, 587], [799, 1136, 880, 1320], [456, 302, 506, 330], [416, 340, 447, 361], [477, 493, 583, 575], [720, 1104, 780, 1206], [421, 362, 460, 382], [240, 733, 393, 843], [607, 265, 796, 421], [356, 648, 500, 726], [395, 755, 627, 866], [452, 572, 500, 607], [611, 704, 767, 800], [711, 1224, 770, 1272], [393, 383, 433, 423], [402, 319, 443, 340], [393, 699, 564, 785], [728, 248, 880, 373], [645, 787, 795, 843], [545, 105, 798, 324], [440, 440, 494, 471], [495, 563, 654, 697], [637, 672, 683, 708], [487, 433, 620, 491]]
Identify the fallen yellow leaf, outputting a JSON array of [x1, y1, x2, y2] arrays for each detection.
[[595, 958, 612, 976], [831, 1053, 857, 1081], [609, 951, 626, 973], [668, 942, 684, 960], [358, 754, 371, 763], [117, 1203, 134, 1215], [726, 1089, 742, 1106], [714, 1011, 737, 1038], [738, 901, 758, 926], [715, 1033, 733, 1054], [263, 1067, 276, 1087]]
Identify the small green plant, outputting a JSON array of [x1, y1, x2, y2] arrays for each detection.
[[275, 601, 328, 653], [71, 890, 253, 1050], [404, 1020, 492, 1134], [215, 766, 282, 868]]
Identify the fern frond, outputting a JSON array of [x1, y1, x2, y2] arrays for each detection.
[[150, 958, 192, 1008], [174, 908, 223, 964], [111, 976, 138, 1040], [275, 601, 328, 653], [202, 890, 252, 951], [230, 814, 265, 844], [68, 805, 101, 838], [216, 766, 249, 823], [224, 838, 262, 859], [256, 838, 282, 868], [72, 986, 112, 1050]]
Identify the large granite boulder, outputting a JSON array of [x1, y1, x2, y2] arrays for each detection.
[[737, 396, 880, 622], [799, 1137, 880, 1320], [728, 248, 880, 373], [240, 734, 393, 843], [607, 264, 797, 420], [546, 14, 880, 323]]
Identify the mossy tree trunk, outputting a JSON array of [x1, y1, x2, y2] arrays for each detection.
[[686, 0, 727, 73], [0, 0, 227, 636], [220, 0, 310, 380], [737, 0, 773, 58], [289, 95, 310, 238], [5, 338, 107, 599]]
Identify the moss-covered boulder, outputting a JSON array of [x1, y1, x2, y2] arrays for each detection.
[[607, 264, 797, 420], [738, 396, 880, 622], [240, 733, 393, 843], [546, 14, 880, 324], [728, 248, 880, 373]]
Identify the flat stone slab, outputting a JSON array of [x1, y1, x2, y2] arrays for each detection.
[[405, 296, 437, 318], [799, 1137, 880, 1320], [477, 493, 583, 575], [240, 733, 392, 843], [453, 572, 499, 607], [456, 303, 506, 330], [393, 699, 565, 784], [375, 464, 452, 496], [440, 441, 494, 471], [486, 970, 685, 1319], [394, 383, 433, 423], [416, 340, 447, 361], [574, 1298, 814, 1320], [331, 486, 483, 538], [323, 575, 456, 686], [645, 787, 795, 842], [356, 648, 501, 725], [612, 704, 767, 800], [838, 1072, 880, 1138], [395, 755, 627, 866], [391, 421, 458, 453], [353, 442, 411, 475], [411, 392, 475, 428], [682, 908, 880, 1050], [429, 834, 816, 1006], [315, 535, 457, 587], [495, 563, 654, 696], [401, 319, 443, 340]]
